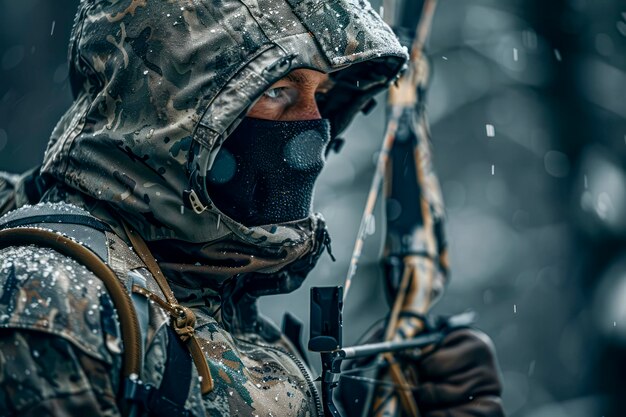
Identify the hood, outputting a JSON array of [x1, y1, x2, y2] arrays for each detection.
[[41, 0, 407, 286]]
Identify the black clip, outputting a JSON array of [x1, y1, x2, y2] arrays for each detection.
[[124, 376, 156, 408], [360, 98, 377, 115], [325, 137, 345, 157], [264, 53, 299, 76], [309, 286, 343, 353]]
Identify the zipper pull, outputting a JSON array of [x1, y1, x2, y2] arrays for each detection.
[[323, 230, 336, 262]]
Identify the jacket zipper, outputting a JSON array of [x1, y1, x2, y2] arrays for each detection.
[[237, 338, 324, 417]]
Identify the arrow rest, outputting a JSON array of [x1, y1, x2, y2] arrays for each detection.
[[307, 284, 475, 417]]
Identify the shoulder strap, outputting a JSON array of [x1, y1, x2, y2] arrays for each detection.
[[0, 205, 142, 386], [123, 326, 195, 417], [0, 203, 110, 260], [0, 227, 143, 385], [121, 222, 214, 395], [0, 206, 198, 417]]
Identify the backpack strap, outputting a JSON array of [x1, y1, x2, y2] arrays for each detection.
[[123, 326, 194, 417], [0, 202, 111, 261], [124, 271, 194, 417], [0, 227, 143, 400], [0, 204, 198, 417], [128, 270, 151, 366], [121, 221, 214, 395]]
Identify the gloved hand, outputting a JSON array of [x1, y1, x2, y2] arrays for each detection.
[[413, 328, 505, 417]]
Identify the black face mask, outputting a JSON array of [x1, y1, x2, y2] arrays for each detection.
[[206, 117, 331, 227]]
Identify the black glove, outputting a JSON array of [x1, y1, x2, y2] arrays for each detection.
[[413, 328, 505, 417]]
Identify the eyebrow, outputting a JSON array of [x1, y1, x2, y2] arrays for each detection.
[[282, 72, 334, 90], [284, 72, 312, 86]]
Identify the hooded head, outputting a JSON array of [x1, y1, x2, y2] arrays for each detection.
[[42, 0, 407, 288]]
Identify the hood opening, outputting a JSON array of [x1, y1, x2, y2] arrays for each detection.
[[45, 0, 407, 249]]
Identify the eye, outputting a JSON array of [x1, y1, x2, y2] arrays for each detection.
[[263, 87, 287, 100]]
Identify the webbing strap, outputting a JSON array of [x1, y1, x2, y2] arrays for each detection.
[[128, 270, 151, 364], [121, 222, 177, 305], [122, 221, 214, 394], [160, 327, 194, 410], [124, 327, 193, 417]]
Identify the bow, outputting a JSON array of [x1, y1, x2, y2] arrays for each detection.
[[308, 1, 463, 416]]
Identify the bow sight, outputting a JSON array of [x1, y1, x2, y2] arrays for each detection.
[[308, 286, 475, 417]]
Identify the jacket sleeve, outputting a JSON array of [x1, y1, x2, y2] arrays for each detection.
[[0, 330, 121, 416], [0, 245, 123, 416]]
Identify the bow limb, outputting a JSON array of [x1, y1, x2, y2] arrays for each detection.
[[370, 0, 447, 416]]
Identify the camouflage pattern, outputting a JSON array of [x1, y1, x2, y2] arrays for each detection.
[[0, 167, 45, 214], [0, 201, 321, 416], [0, 243, 122, 416], [0, 245, 119, 366], [2, 0, 409, 415], [0, 331, 119, 416], [114, 230, 322, 417], [0, 172, 18, 214], [41, 0, 407, 262], [196, 318, 320, 416]]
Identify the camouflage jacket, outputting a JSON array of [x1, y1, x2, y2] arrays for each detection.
[[0, 0, 410, 415], [0, 201, 322, 417]]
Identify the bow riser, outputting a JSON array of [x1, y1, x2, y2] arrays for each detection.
[[370, 0, 446, 415]]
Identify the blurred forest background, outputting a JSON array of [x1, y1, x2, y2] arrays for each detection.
[[1, 0, 625, 415]]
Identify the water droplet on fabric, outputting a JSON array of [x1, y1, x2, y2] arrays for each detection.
[[283, 130, 325, 170]]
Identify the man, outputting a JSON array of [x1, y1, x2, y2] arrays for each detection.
[[0, 0, 504, 416]]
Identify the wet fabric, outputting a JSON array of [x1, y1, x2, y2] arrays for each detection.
[[35, 0, 407, 305], [0, 0, 409, 415], [0, 203, 321, 417], [41, 0, 407, 253], [36, 182, 328, 297], [0, 331, 119, 417], [207, 117, 331, 227]]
